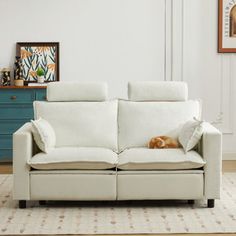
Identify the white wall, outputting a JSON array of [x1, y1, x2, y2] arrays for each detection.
[[171, 0, 236, 158], [0, 0, 166, 98], [0, 0, 235, 158]]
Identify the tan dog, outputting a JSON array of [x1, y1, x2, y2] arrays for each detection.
[[148, 136, 180, 149]]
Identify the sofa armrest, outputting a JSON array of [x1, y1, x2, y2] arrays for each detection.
[[201, 122, 222, 199], [13, 122, 34, 200]]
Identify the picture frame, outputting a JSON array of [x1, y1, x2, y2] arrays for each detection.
[[218, 0, 236, 52], [16, 42, 60, 83]]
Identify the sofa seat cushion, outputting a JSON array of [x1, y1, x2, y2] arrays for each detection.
[[118, 148, 205, 170], [28, 147, 118, 170]]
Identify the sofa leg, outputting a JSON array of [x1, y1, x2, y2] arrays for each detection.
[[19, 200, 26, 209], [188, 200, 194, 205], [39, 200, 46, 205], [207, 199, 215, 208]]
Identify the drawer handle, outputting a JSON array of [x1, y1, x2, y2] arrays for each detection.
[[10, 96, 17, 100]]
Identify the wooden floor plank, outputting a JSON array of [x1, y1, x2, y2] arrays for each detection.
[[0, 163, 12, 174], [222, 160, 236, 172]]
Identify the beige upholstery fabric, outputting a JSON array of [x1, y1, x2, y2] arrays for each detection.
[[117, 170, 204, 174], [31, 118, 56, 153], [178, 118, 204, 153], [30, 173, 116, 200], [117, 173, 203, 200], [47, 82, 108, 101], [31, 170, 116, 174], [128, 81, 188, 101], [118, 148, 205, 170], [13, 123, 33, 200], [118, 100, 201, 151], [34, 100, 118, 151], [28, 147, 118, 170], [201, 122, 222, 199], [12, 89, 222, 202]]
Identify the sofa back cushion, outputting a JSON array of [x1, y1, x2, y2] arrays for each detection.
[[118, 100, 201, 151], [34, 100, 118, 151]]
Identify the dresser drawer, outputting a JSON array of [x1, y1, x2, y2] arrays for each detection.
[[0, 90, 34, 104], [0, 120, 28, 134], [0, 106, 33, 119], [35, 90, 47, 101], [0, 135, 12, 149], [0, 149, 12, 162], [0, 87, 45, 162]]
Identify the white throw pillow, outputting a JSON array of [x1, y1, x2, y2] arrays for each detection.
[[31, 118, 56, 153], [178, 118, 204, 153]]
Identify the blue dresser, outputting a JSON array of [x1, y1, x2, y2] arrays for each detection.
[[0, 86, 46, 162]]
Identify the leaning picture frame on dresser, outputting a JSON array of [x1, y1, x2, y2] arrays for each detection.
[[16, 42, 60, 83], [0, 42, 59, 163]]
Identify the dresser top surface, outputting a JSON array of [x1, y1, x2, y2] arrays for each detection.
[[0, 86, 47, 89]]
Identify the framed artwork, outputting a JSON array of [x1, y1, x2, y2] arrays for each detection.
[[16, 42, 60, 83], [218, 0, 236, 52]]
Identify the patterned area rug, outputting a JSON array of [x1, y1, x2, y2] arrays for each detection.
[[0, 173, 236, 234]]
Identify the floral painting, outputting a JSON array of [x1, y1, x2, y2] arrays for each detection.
[[16, 42, 59, 82]]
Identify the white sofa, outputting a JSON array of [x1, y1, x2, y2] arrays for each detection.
[[13, 81, 222, 208]]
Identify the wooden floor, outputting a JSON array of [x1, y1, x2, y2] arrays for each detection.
[[0, 163, 12, 174], [0, 161, 235, 236]]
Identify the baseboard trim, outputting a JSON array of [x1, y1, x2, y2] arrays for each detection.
[[223, 152, 236, 160]]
